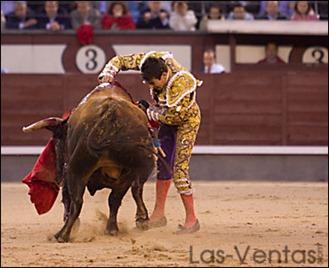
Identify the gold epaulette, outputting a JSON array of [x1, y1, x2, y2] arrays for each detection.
[[166, 71, 202, 108]]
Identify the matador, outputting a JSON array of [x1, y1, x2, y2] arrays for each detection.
[[98, 51, 202, 233]]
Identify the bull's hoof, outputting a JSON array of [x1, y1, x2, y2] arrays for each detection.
[[54, 232, 69, 243], [106, 221, 119, 236], [106, 229, 119, 236], [56, 236, 69, 243], [136, 220, 149, 231]]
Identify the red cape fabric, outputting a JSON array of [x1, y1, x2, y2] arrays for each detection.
[[149, 120, 160, 129], [76, 24, 94, 45], [22, 138, 59, 215]]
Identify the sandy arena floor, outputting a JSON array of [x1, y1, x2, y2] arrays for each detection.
[[1, 181, 328, 267]]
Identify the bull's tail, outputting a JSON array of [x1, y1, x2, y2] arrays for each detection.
[[137, 144, 172, 176]]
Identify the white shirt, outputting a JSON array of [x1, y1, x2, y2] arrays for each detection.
[[204, 63, 225, 74], [169, 10, 197, 31]]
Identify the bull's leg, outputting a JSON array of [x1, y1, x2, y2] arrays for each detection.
[[131, 179, 149, 230], [54, 138, 66, 185], [54, 174, 85, 243], [106, 183, 131, 236], [62, 179, 71, 222]]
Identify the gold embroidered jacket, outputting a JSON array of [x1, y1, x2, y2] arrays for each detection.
[[100, 51, 202, 125]]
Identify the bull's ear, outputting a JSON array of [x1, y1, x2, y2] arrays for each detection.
[[22, 117, 64, 133]]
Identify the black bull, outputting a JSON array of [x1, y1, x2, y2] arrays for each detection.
[[23, 83, 156, 242]]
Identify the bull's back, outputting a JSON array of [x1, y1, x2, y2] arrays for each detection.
[[67, 85, 144, 147], [68, 91, 152, 163], [86, 98, 152, 154]]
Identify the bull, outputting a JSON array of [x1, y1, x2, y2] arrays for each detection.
[[23, 82, 156, 242]]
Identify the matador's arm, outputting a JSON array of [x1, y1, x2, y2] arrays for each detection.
[[98, 53, 145, 82], [98, 51, 176, 82]]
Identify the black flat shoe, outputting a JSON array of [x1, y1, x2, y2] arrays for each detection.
[[175, 219, 200, 234], [147, 217, 167, 229]]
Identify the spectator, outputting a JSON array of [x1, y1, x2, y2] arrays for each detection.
[[199, 5, 225, 31], [1, 10, 6, 30], [123, 2, 171, 24], [243, 1, 261, 15], [155, 1, 172, 13], [258, 1, 296, 18], [317, 1, 328, 20], [26, 1, 45, 15], [169, 1, 197, 31], [37, 1, 71, 31], [126, 1, 148, 23], [58, 1, 76, 15], [137, 1, 169, 29], [1, 1, 18, 15], [291, 1, 319, 21], [97, 1, 111, 14], [226, 1, 260, 16], [257, 1, 287, 20], [203, 49, 226, 74], [5, 1, 37, 29], [102, 2, 135, 30], [70, 1, 101, 30], [227, 3, 254, 20], [258, 43, 286, 64], [184, 1, 205, 29]]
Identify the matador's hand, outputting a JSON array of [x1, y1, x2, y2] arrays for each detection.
[[98, 63, 118, 84], [146, 106, 163, 122], [98, 73, 114, 84], [137, 99, 150, 112]]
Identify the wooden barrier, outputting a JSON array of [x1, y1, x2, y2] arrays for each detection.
[[1, 71, 327, 145]]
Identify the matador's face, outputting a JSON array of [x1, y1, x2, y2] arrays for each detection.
[[145, 71, 170, 90]]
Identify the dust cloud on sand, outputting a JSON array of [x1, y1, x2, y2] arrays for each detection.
[[1, 181, 328, 267]]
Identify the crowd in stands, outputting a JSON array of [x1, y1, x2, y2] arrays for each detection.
[[1, 1, 328, 32]]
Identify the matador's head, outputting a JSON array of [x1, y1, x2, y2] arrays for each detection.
[[141, 57, 170, 89]]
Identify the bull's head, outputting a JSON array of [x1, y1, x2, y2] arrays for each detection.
[[23, 116, 68, 186]]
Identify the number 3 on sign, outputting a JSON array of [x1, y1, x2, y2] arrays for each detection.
[[302, 47, 328, 64], [76, 45, 106, 73]]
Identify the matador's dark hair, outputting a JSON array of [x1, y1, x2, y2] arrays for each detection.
[[141, 57, 168, 82]]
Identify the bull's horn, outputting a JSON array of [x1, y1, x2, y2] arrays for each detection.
[[22, 117, 64, 133]]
